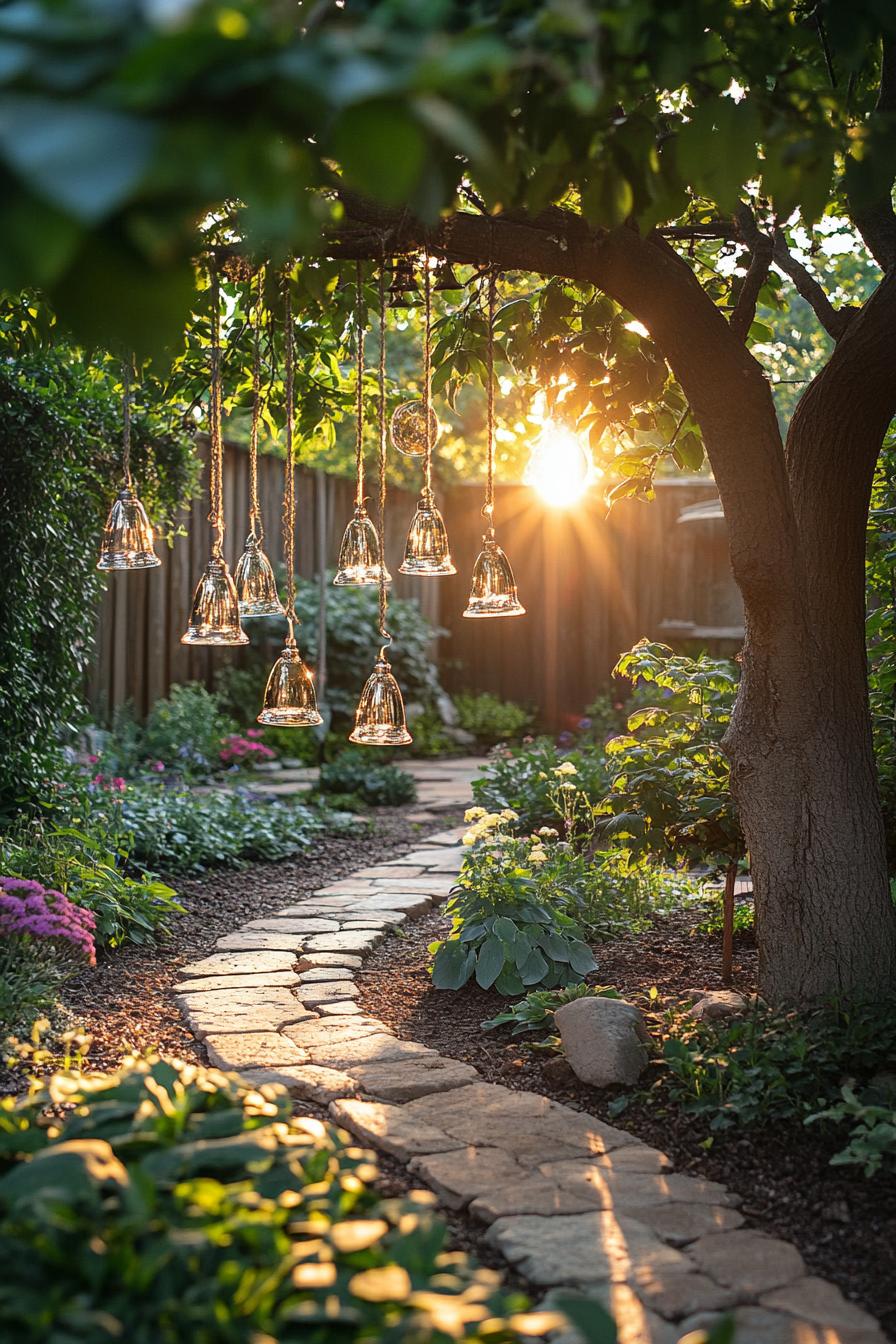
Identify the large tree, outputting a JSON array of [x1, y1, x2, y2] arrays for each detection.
[[2, 0, 896, 1001]]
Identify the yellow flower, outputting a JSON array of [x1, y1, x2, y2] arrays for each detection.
[[464, 806, 486, 822], [529, 848, 548, 865], [537, 826, 559, 839], [500, 808, 519, 821]]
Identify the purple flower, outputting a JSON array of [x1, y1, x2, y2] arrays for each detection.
[[0, 876, 96, 967]]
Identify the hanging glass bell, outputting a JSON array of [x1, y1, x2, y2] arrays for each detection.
[[334, 506, 392, 586], [257, 642, 322, 726], [181, 556, 249, 645], [349, 650, 413, 746], [399, 498, 456, 576], [433, 259, 462, 291], [463, 534, 526, 618], [390, 400, 440, 458], [97, 485, 161, 571], [235, 534, 285, 617]]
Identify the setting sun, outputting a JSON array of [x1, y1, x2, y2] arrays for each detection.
[[524, 419, 593, 508]]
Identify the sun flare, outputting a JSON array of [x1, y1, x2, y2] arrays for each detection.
[[524, 419, 592, 508]]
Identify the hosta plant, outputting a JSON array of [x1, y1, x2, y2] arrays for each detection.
[[430, 812, 597, 996], [482, 983, 621, 1037]]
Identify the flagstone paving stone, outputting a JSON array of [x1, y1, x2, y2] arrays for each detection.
[[172, 809, 886, 1344]]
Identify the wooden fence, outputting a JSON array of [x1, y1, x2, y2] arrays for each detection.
[[89, 443, 742, 727]]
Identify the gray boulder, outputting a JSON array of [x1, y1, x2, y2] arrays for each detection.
[[688, 990, 747, 1022], [553, 995, 650, 1087]]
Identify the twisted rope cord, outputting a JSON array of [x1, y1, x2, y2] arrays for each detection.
[[422, 256, 433, 505], [377, 258, 391, 650], [122, 356, 132, 488], [249, 265, 264, 541], [282, 281, 298, 644], [208, 266, 225, 560], [485, 269, 497, 532], [354, 259, 366, 511]]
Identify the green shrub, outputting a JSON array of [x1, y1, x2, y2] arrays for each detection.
[[655, 999, 896, 1135], [575, 857, 702, 942], [141, 683, 237, 779], [453, 692, 534, 746], [0, 1057, 552, 1344], [319, 752, 417, 807], [408, 707, 460, 758], [0, 350, 196, 818], [431, 814, 596, 995], [472, 738, 609, 835], [0, 776, 181, 949], [482, 983, 621, 1036], [122, 782, 351, 874]]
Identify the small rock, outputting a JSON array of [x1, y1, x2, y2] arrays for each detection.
[[541, 1055, 576, 1086], [688, 990, 747, 1022], [554, 996, 649, 1088]]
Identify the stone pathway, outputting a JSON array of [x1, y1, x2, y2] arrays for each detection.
[[174, 824, 885, 1344], [248, 756, 485, 815]]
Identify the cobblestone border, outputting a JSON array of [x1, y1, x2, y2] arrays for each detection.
[[174, 826, 885, 1344]]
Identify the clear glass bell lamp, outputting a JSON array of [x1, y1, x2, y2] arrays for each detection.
[[257, 642, 322, 727], [463, 534, 525, 618], [334, 507, 392, 587], [234, 534, 285, 617], [181, 556, 249, 645], [97, 486, 161, 571], [389, 400, 440, 458], [399, 498, 456, 576], [349, 650, 413, 746]]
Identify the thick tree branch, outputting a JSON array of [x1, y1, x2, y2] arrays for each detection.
[[328, 195, 806, 634], [730, 205, 774, 340], [735, 203, 854, 341]]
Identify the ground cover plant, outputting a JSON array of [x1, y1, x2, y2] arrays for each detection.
[[472, 738, 610, 835], [0, 1056, 590, 1344], [318, 752, 417, 808]]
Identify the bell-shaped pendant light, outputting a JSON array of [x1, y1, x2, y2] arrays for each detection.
[[98, 485, 161, 571], [399, 498, 456, 575], [349, 649, 412, 746], [257, 641, 322, 727], [388, 256, 421, 307], [390, 400, 439, 458], [235, 533, 285, 616], [181, 555, 249, 645], [464, 533, 525, 618], [433, 258, 462, 291], [335, 506, 392, 586]]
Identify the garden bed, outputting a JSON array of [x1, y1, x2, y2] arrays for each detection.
[[355, 903, 896, 1337], [1, 808, 454, 1094]]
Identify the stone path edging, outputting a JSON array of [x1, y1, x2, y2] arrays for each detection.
[[174, 822, 886, 1344]]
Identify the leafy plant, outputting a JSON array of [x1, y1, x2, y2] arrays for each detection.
[[807, 1083, 896, 1177], [472, 738, 609, 835], [482, 983, 621, 1036], [0, 351, 196, 817], [0, 1056, 552, 1344], [141, 683, 238, 780], [121, 782, 351, 874], [655, 999, 896, 1135], [319, 752, 417, 807], [452, 692, 534, 746], [408, 707, 460, 758], [0, 777, 181, 949], [431, 814, 597, 995]]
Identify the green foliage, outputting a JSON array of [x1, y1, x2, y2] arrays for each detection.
[[0, 776, 182, 949], [408, 708, 460, 758], [656, 999, 896, 1138], [431, 817, 597, 996], [576, 858, 703, 942], [99, 683, 238, 781], [472, 739, 609, 835], [482, 983, 621, 1037], [807, 1083, 896, 1177], [0, 1056, 545, 1344], [121, 783, 351, 875], [0, 351, 196, 817], [452, 692, 534, 746], [319, 752, 417, 808], [598, 642, 742, 866], [866, 429, 896, 870]]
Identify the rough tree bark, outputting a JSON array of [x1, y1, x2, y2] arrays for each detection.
[[330, 198, 896, 1004]]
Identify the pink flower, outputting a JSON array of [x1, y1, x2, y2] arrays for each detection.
[[152, 760, 165, 773], [87, 754, 99, 765], [111, 777, 126, 792]]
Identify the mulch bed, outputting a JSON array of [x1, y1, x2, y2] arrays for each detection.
[[356, 905, 896, 1337], [0, 808, 453, 1093]]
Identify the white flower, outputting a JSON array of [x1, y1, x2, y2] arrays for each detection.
[[537, 826, 559, 839], [553, 761, 577, 776], [529, 848, 548, 865]]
